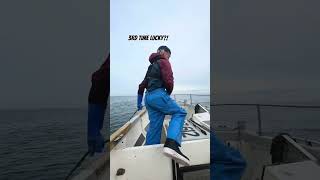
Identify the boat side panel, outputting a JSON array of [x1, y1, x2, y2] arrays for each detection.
[[110, 145, 173, 180]]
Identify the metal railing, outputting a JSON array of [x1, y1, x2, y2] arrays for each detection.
[[173, 94, 210, 108], [211, 103, 320, 146]]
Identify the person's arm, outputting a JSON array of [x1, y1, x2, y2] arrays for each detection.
[[137, 70, 148, 110], [138, 79, 147, 95], [159, 59, 174, 95]]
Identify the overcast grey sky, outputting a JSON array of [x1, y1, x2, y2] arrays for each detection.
[[0, 0, 108, 109], [110, 0, 210, 96], [1, 0, 320, 108], [213, 0, 320, 105]]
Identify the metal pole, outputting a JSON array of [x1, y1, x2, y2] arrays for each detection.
[[190, 94, 192, 105], [257, 104, 262, 136]]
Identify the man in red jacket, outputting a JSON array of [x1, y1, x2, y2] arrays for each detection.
[[87, 55, 109, 156], [137, 46, 189, 166]]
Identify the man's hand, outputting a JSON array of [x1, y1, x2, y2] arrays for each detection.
[[137, 94, 143, 110]]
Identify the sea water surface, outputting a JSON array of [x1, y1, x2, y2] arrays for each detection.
[[0, 109, 89, 179]]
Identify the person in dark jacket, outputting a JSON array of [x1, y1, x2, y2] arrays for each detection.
[[87, 54, 110, 156], [137, 46, 190, 166]]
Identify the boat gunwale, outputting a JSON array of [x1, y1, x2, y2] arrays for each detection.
[[110, 108, 147, 150], [110, 103, 210, 150]]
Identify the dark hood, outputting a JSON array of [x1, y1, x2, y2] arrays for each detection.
[[149, 53, 167, 63]]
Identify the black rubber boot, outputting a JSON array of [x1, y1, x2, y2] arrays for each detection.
[[163, 138, 190, 166]]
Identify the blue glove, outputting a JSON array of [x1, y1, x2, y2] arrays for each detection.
[[137, 94, 143, 110]]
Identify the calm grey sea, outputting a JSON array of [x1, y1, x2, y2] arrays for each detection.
[[0, 109, 89, 180], [1, 95, 320, 179]]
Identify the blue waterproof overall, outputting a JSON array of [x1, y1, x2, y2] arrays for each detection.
[[144, 88, 187, 145], [211, 132, 246, 179], [87, 104, 105, 154]]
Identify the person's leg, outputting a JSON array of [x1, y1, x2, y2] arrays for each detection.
[[146, 89, 190, 166], [87, 104, 105, 155], [166, 104, 187, 145], [147, 90, 187, 145], [97, 103, 107, 131], [145, 93, 165, 145]]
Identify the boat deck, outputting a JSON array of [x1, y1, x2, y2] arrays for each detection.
[[72, 102, 211, 180], [110, 104, 211, 180], [110, 139, 210, 180]]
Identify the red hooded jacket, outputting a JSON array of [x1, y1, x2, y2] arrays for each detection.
[[138, 53, 174, 95]]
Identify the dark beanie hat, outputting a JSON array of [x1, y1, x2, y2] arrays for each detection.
[[157, 46, 171, 54]]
